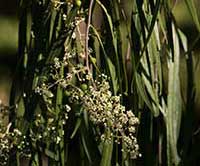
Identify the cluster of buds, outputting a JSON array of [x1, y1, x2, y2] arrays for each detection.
[[29, 104, 71, 146], [29, 113, 61, 146]]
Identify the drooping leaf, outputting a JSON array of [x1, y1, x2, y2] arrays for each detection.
[[166, 23, 182, 166]]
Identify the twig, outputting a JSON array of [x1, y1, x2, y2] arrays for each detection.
[[85, 0, 94, 71]]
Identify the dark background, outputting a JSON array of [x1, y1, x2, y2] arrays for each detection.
[[0, 0, 17, 104]]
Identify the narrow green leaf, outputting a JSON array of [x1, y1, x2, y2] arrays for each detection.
[[100, 130, 113, 166], [55, 64, 64, 165], [49, 10, 58, 45], [91, 25, 119, 94], [17, 97, 25, 118], [81, 130, 92, 163], [152, 23, 163, 95], [70, 118, 82, 139], [89, 55, 100, 73], [178, 29, 188, 53], [45, 149, 59, 161], [166, 23, 182, 166], [96, 0, 116, 51], [139, 0, 161, 63], [83, 109, 89, 130], [142, 74, 160, 117], [184, 0, 200, 32], [135, 73, 154, 113], [111, 0, 129, 94], [106, 57, 119, 95], [96, 0, 121, 94]]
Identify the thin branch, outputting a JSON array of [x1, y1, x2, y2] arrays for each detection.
[[85, 0, 94, 70]]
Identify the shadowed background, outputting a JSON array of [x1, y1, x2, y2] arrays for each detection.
[[0, 0, 17, 105]]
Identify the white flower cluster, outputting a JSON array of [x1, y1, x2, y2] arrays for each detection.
[[0, 135, 9, 166], [51, 0, 66, 10], [34, 54, 140, 159], [53, 57, 61, 69], [80, 76, 140, 159], [0, 124, 28, 165]]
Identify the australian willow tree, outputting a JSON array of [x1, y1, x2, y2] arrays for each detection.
[[0, 0, 199, 165]]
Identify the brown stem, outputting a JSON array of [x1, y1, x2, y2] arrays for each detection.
[[85, 0, 94, 71]]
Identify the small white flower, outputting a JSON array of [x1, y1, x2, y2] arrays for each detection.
[[13, 129, 22, 136], [63, 14, 67, 20], [56, 136, 61, 144], [64, 104, 71, 112], [127, 110, 134, 118], [128, 126, 135, 133], [54, 57, 61, 69], [72, 32, 76, 39]]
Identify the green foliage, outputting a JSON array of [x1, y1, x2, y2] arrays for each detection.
[[0, 0, 199, 165]]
